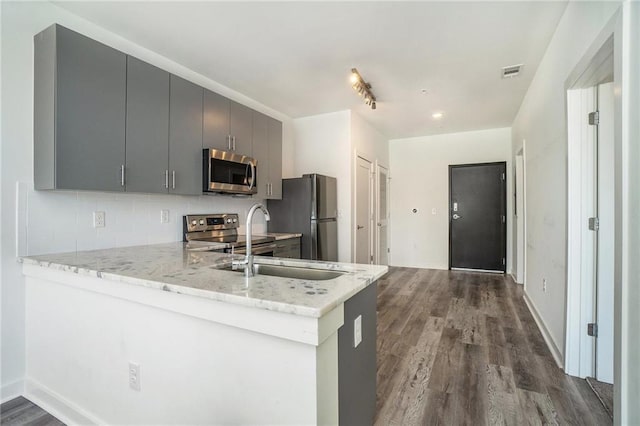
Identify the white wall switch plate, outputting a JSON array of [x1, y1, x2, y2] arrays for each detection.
[[160, 209, 170, 224], [93, 211, 105, 228], [129, 361, 140, 391], [354, 315, 362, 348]]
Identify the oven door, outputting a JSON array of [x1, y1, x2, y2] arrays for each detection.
[[230, 243, 276, 257], [204, 149, 257, 194]]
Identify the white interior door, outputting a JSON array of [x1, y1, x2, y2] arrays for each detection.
[[596, 82, 614, 384], [376, 164, 389, 265], [355, 156, 373, 264], [515, 154, 525, 284]]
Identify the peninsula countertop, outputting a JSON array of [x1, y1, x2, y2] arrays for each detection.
[[20, 242, 387, 318]]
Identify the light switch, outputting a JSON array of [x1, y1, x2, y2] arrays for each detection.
[[354, 315, 362, 348]]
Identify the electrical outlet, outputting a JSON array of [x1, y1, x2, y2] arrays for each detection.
[[160, 209, 170, 224], [354, 315, 362, 348], [93, 211, 105, 228], [129, 362, 140, 391], [542, 278, 547, 293]]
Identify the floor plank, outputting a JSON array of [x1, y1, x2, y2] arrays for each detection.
[[374, 267, 612, 425], [0, 396, 64, 426]]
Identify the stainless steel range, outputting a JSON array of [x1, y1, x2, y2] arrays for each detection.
[[183, 213, 276, 255]]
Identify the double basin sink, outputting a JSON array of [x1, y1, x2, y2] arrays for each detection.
[[221, 262, 344, 281]]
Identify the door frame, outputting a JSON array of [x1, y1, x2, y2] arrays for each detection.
[[375, 162, 389, 265], [352, 152, 374, 264], [515, 146, 527, 286], [565, 26, 618, 381], [448, 161, 507, 273]]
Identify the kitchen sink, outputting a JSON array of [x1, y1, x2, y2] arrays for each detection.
[[226, 263, 344, 281]]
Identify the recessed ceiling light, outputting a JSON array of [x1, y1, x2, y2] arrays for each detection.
[[432, 112, 444, 119]]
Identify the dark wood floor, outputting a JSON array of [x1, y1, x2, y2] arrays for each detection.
[[0, 396, 63, 426], [374, 267, 612, 425]]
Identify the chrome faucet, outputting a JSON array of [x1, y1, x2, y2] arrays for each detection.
[[236, 203, 271, 277]]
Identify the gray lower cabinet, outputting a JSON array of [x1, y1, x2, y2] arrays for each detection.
[[169, 76, 204, 195], [252, 112, 283, 200], [338, 283, 377, 426], [273, 237, 301, 259], [35, 24, 127, 191], [125, 57, 170, 193]]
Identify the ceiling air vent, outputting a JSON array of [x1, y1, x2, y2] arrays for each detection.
[[501, 64, 523, 79]]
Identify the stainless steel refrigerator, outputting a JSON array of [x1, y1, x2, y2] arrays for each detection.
[[267, 174, 338, 261]]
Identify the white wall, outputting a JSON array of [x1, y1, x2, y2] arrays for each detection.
[[389, 128, 512, 270], [292, 111, 351, 263], [0, 1, 293, 398], [292, 110, 389, 263], [511, 1, 620, 362]]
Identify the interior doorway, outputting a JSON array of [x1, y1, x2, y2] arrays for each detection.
[[375, 163, 389, 265], [449, 162, 507, 272], [514, 148, 526, 284], [565, 35, 615, 393], [354, 155, 373, 264]]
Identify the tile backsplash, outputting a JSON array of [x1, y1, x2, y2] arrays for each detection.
[[18, 182, 267, 256]]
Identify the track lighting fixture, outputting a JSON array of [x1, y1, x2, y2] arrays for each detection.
[[350, 68, 377, 110]]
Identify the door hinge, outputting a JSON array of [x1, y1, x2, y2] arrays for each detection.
[[588, 217, 599, 231], [501, 173, 505, 181], [588, 111, 599, 125], [387, 248, 390, 253], [370, 255, 374, 262], [587, 322, 598, 337]]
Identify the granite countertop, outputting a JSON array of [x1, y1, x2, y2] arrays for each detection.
[[20, 243, 387, 318]]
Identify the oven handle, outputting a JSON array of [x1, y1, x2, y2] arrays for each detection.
[[233, 243, 276, 255]]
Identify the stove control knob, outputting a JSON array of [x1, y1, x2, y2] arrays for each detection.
[[233, 218, 238, 223], [226, 218, 232, 224], [191, 220, 197, 226], [199, 219, 205, 225]]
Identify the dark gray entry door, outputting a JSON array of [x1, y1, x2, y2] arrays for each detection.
[[449, 162, 506, 272]]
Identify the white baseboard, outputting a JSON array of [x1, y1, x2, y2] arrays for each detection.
[[522, 291, 564, 369], [24, 378, 102, 425], [1, 379, 24, 404]]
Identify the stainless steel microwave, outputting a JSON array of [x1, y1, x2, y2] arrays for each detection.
[[203, 149, 257, 195]]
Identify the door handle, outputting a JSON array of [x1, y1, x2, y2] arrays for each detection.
[[357, 225, 364, 230], [452, 214, 461, 220]]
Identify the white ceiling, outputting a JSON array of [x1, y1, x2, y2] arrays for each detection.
[[55, 1, 568, 139]]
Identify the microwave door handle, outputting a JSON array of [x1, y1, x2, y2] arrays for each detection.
[[248, 162, 255, 190]]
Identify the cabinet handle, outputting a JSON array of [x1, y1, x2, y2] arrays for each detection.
[[232, 136, 236, 151], [165, 170, 169, 189], [172, 170, 176, 189], [120, 165, 125, 187], [269, 183, 272, 196], [227, 135, 231, 150]]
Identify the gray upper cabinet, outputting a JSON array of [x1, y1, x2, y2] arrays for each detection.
[[229, 101, 253, 155], [252, 112, 270, 199], [169, 75, 203, 195], [203, 90, 253, 155], [203, 89, 230, 151], [251, 112, 283, 200], [268, 117, 283, 199], [35, 24, 126, 191], [125, 57, 170, 193]]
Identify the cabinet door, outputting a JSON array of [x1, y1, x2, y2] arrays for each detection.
[[268, 118, 283, 199], [203, 89, 230, 151], [229, 101, 253, 155], [252, 111, 270, 199], [125, 57, 170, 193], [55, 25, 126, 191], [169, 75, 203, 195]]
